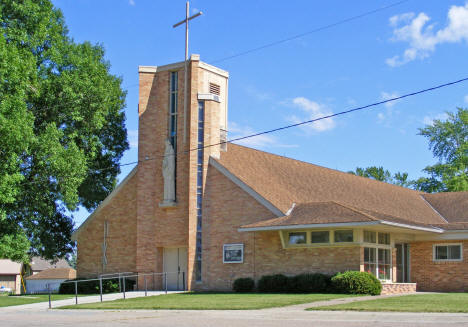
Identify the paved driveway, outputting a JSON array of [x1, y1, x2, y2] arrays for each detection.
[[2, 294, 468, 327]]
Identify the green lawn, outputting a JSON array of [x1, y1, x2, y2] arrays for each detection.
[[60, 292, 357, 310], [0, 294, 78, 307], [309, 293, 468, 313]]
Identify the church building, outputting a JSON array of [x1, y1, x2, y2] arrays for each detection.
[[73, 55, 468, 293]]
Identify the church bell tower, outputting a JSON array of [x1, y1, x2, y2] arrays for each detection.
[[136, 55, 229, 289]]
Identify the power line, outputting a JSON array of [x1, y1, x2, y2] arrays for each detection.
[[209, 0, 410, 64], [20, 75, 468, 186]]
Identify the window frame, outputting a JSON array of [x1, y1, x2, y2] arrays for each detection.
[[223, 243, 244, 264], [288, 231, 308, 245], [310, 230, 330, 244], [364, 246, 392, 281], [334, 229, 354, 243], [433, 243, 463, 262]]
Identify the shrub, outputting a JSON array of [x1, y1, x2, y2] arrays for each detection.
[[257, 274, 289, 293], [232, 277, 255, 292], [331, 271, 382, 295], [59, 277, 136, 294], [290, 273, 331, 293]]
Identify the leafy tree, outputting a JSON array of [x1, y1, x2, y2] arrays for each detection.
[[0, 233, 30, 264], [414, 108, 468, 192], [348, 166, 410, 187], [0, 0, 128, 261], [66, 249, 77, 269]]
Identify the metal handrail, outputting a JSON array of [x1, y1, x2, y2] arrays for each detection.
[[45, 271, 186, 309]]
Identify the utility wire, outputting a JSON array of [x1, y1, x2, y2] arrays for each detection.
[[20, 75, 468, 186], [122, 0, 410, 90], [209, 0, 410, 64]]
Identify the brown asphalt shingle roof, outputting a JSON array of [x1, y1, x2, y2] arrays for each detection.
[[216, 144, 456, 228], [26, 268, 76, 280], [422, 192, 468, 223], [241, 202, 377, 229], [30, 257, 71, 271]]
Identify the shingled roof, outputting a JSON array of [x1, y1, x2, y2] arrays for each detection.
[[26, 268, 76, 280], [215, 144, 467, 230], [422, 192, 468, 223]]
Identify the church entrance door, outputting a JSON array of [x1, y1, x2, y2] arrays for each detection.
[[163, 247, 187, 291]]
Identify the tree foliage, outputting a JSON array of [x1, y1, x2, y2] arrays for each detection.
[[348, 166, 410, 187], [348, 108, 467, 193], [414, 108, 468, 192], [0, 0, 128, 261]]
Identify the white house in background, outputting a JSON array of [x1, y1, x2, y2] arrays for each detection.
[[25, 268, 76, 293], [0, 259, 23, 295]]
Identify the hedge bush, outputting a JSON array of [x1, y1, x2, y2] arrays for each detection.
[[290, 273, 331, 293], [232, 277, 255, 292], [331, 271, 382, 295], [58, 277, 136, 294], [257, 274, 290, 293]]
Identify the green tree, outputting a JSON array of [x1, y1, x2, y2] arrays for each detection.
[[66, 249, 77, 269], [414, 108, 468, 192], [348, 166, 410, 187], [0, 0, 128, 261]]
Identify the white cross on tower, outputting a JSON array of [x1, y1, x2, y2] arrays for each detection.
[[173, 2, 203, 143]]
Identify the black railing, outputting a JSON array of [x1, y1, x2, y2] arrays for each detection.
[[44, 271, 186, 309]]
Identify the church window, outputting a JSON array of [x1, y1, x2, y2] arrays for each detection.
[[288, 232, 307, 245], [364, 230, 376, 243], [334, 230, 354, 242], [169, 71, 178, 150], [311, 231, 329, 243], [195, 100, 205, 282], [378, 232, 390, 245]]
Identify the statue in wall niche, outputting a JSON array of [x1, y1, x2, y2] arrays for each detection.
[[162, 138, 176, 204]]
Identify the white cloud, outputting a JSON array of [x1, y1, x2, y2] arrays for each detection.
[[387, 3, 468, 66], [228, 122, 297, 149], [422, 113, 448, 126], [464, 95, 468, 104], [129, 0, 135, 5], [127, 129, 138, 148], [288, 97, 335, 133], [380, 91, 400, 108]]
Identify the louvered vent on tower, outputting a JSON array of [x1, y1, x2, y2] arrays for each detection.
[[209, 83, 220, 96]]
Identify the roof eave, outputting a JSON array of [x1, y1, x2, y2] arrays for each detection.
[[238, 221, 381, 232], [238, 220, 443, 233]]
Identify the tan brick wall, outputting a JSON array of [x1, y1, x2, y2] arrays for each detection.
[[77, 58, 229, 289], [410, 240, 468, 292], [200, 165, 361, 291], [381, 283, 416, 295], [76, 171, 138, 277]]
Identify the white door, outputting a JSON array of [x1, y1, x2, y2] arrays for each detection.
[[163, 247, 187, 291]]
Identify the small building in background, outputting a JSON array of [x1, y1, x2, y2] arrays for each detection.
[[0, 259, 24, 295], [25, 268, 76, 293], [28, 256, 71, 275]]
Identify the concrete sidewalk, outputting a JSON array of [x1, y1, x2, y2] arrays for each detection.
[[0, 291, 181, 311]]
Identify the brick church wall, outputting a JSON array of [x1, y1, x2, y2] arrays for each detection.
[[410, 240, 468, 292], [76, 170, 138, 277], [201, 165, 361, 291]]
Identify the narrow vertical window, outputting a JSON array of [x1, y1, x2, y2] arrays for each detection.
[[195, 101, 204, 282], [169, 71, 178, 151]]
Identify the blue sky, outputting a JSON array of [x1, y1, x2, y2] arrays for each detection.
[[52, 0, 468, 227]]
